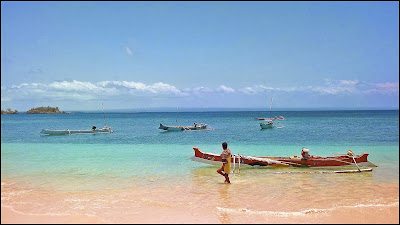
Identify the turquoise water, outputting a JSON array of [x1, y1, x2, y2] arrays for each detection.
[[1, 110, 399, 191]]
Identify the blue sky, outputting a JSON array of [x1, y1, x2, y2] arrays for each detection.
[[1, 1, 399, 111]]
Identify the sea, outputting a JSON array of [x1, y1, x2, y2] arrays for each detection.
[[1, 110, 399, 223]]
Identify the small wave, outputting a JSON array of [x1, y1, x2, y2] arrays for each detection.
[[3, 190, 33, 197], [216, 201, 399, 217], [64, 198, 90, 202], [2, 204, 101, 219]]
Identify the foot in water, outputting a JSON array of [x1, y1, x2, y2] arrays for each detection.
[[224, 174, 231, 184]]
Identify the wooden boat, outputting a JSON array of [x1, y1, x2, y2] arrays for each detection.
[[254, 116, 285, 121], [190, 147, 377, 168], [254, 117, 269, 120], [158, 123, 208, 131], [41, 103, 114, 135], [41, 126, 113, 135], [257, 96, 284, 129]]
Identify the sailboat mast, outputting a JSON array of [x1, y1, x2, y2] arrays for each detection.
[[176, 107, 179, 125], [102, 103, 107, 127], [270, 97, 273, 119]]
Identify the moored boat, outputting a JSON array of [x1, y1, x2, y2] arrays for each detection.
[[254, 116, 285, 121], [259, 120, 274, 129], [190, 147, 377, 168], [40, 103, 114, 135], [40, 126, 113, 135], [158, 123, 208, 131], [256, 96, 284, 129]]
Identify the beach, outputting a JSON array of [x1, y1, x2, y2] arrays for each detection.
[[1, 174, 399, 224], [1, 111, 399, 223]]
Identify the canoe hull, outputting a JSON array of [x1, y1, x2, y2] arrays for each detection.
[[158, 123, 207, 131], [40, 128, 113, 135], [191, 147, 376, 168], [259, 122, 274, 129]]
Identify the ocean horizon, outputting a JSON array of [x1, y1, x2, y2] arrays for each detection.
[[11, 107, 400, 113]]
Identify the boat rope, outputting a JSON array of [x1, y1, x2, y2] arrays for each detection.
[[347, 150, 362, 172], [313, 156, 353, 166], [240, 155, 292, 166], [101, 103, 107, 128]]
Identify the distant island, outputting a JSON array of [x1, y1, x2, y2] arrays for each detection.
[[1, 108, 18, 114], [26, 106, 67, 114]]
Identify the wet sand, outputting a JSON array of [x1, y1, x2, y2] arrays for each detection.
[[2, 201, 398, 224], [1, 206, 106, 224], [2, 174, 399, 224]]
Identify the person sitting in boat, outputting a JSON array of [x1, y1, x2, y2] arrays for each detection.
[[301, 147, 310, 160], [217, 142, 231, 184], [92, 126, 96, 130]]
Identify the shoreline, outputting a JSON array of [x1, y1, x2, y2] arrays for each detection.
[[2, 202, 399, 224], [2, 177, 399, 224], [1, 206, 106, 224]]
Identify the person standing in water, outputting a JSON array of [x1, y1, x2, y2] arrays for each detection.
[[217, 142, 231, 183]]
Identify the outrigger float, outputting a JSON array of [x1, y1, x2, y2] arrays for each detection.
[[190, 147, 377, 173]]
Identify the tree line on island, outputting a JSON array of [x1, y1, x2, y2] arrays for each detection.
[[1, 106, 68, 114], [1, 108, 18, 114]]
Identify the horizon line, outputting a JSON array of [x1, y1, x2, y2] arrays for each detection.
[[11, 107, 400, 113]]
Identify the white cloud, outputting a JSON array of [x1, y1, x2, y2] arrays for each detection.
[[125, 47, 133, 56], [2, 79, 398, 106], [217, 85, 235, 93], [340, 80, 359, 85], [49, 80, 99, 92], [183, 86, 214, 95], [375, 82, 399, 90], [238, 85, 295, 95], [364, 82, 399, 95], [97, 81, 185, 96], [311, 79, 359, 95]]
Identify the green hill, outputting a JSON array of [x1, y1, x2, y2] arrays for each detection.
[[26, 106, 66, 114]]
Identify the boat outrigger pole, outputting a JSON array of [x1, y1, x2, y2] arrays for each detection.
[[102, 103, 107, 127], [270, 96, 273, 120], [176, 107, 179, 125]]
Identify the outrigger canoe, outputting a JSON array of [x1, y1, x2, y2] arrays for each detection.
[[190, 147, 377, 168], [40, 126, 113, 135], [158, 123, 208, 131]]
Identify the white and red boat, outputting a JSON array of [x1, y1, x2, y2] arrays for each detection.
[[190, 147, 377, 168]]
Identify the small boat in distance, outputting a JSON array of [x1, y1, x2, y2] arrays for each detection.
[[40, 103, 114, 135], [254, 116, 285, 121], [190, 147, 377, 169], [41, 126, 113, 135], [158, 123, 209, 131], [258, 96, 285, 129], [259, 120, 274, 129]]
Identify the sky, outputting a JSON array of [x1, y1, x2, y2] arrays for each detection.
[[1, 1, 399, 111]]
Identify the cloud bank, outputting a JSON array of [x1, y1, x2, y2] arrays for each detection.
[[1, 79, 398, 109]]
